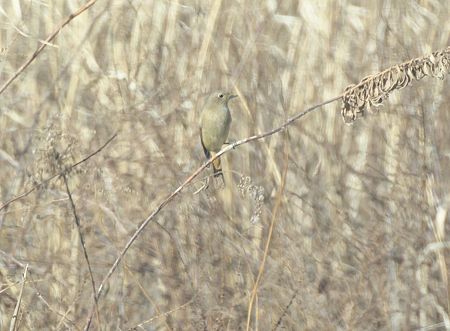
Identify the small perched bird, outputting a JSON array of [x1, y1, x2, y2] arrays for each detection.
[[200, 91, 237, 179]]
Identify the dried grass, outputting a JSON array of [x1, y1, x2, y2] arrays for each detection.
[[0, 1, 449, 330]]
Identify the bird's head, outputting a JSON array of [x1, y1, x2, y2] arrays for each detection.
[[209, 91, 238, 106]]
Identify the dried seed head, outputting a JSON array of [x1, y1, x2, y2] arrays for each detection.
[[341, 46, 450, 123]]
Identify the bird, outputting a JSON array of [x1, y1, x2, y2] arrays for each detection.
[[199, 91, 237, 180]]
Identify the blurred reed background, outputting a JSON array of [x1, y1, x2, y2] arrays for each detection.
[[0, 0, 449, 330]]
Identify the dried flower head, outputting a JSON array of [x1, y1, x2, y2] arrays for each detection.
[[341, 46, 450, 123], [29, 125, 78, 188], [238, 176, 265, 223]]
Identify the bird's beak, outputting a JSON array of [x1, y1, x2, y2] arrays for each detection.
[[228, 94, 238, 100]]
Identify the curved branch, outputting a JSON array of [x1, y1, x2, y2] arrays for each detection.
[[83, 94, 343, 330]]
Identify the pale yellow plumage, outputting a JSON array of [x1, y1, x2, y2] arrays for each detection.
[[200, 91, 237, 178]]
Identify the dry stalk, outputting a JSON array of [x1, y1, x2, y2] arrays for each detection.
[[62, 174, 100, 328], [9, 264, 28, 331], [245, 130, 289, 331], [341, 46, 450, 123]]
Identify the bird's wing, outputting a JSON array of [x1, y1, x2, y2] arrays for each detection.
[[199, 127, 210, 159]]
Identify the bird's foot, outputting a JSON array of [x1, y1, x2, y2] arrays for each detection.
[[224, 139, 237, 149]]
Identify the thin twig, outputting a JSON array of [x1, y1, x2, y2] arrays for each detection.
[[246, 130, 289, 331], [0, 0, 97, 96], [0, 133, 117, 212], [9, 264, 28, 331], [31, 279, 78, 330], [128, 297, 195, 330], [123, 264, 174, 331], [83, 94, 342, 330], [62, 174, 101, 328], [272, 289, 299, 331]]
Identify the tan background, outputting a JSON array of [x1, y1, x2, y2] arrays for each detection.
[[0, 0, 449, 330]]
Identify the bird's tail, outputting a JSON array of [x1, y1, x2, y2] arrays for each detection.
[[211, 153, 224, 181], [211, 153, 222, 175]]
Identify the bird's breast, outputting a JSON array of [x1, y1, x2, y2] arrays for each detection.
[[201, 106, 231, 152]]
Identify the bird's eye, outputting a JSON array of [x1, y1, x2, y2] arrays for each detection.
[[218, 93, 224, 98]]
